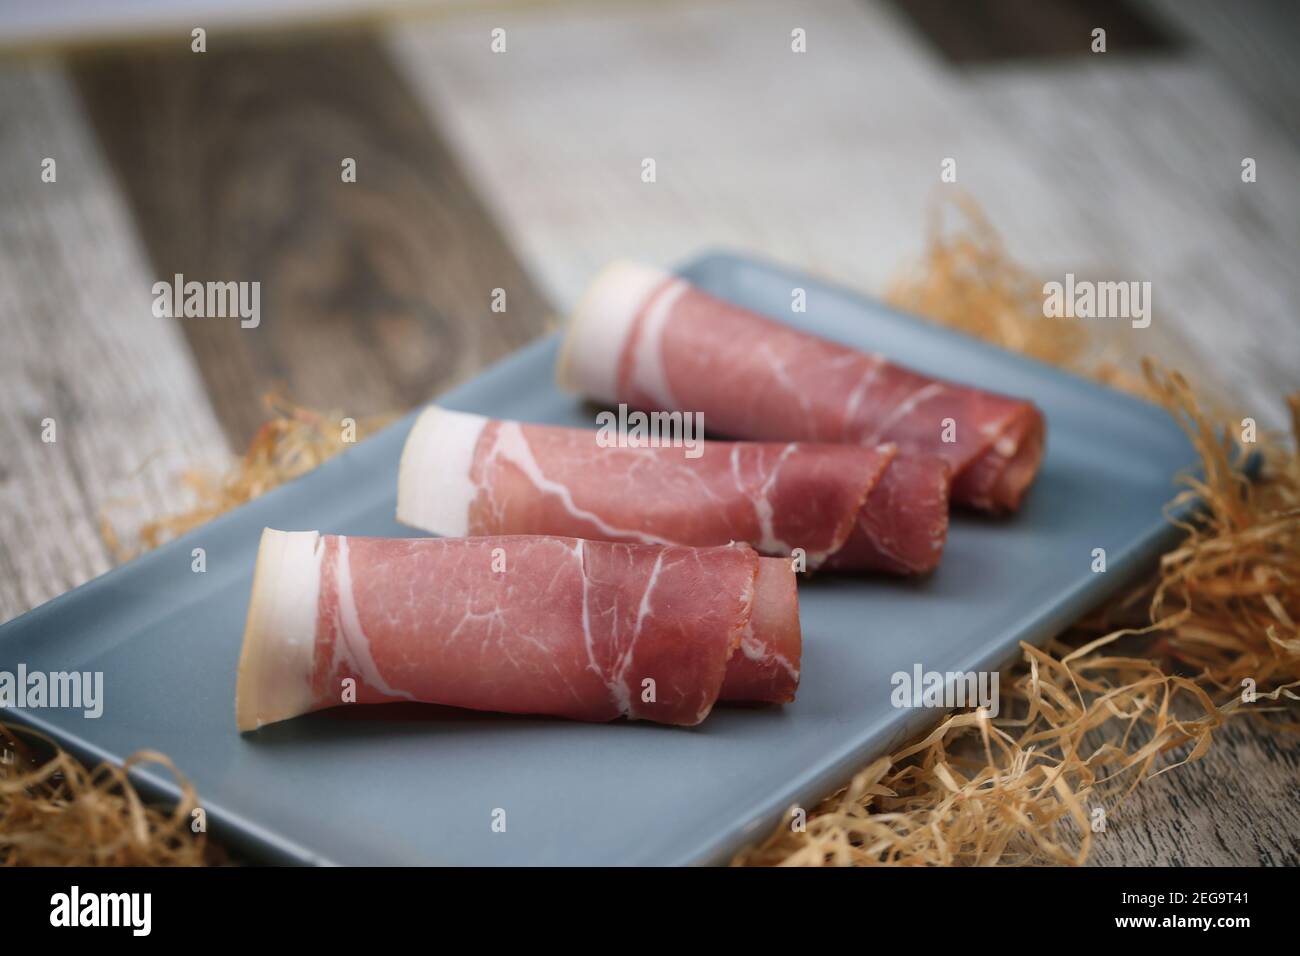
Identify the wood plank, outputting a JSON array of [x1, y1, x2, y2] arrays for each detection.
[[70, 31, 553, 450], [0, 58, 229, 622], [1082, 714, 1300, 865]]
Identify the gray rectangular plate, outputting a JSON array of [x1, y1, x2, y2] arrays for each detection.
[[0, 252, 1197, 865]]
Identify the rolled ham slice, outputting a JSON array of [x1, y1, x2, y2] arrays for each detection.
[[557, 261, 1045, 512], [397, 407, 948, 574], [235, 530, 800, 731]]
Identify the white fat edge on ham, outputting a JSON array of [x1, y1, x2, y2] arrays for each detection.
[[400, 404, 689, 546], [328, 536, 418, 703], [625, 277, 689, 410], [396, 405, 489, 536], [557, 259, 667, 403], [235, 529, 325, 731]]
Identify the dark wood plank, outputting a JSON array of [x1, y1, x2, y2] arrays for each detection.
[[888, 0, 1180, 64], [1081, 704, 1300, 865], [70, 32, 553, 448]]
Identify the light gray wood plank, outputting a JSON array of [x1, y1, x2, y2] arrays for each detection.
[[0, 57, 229, 622]]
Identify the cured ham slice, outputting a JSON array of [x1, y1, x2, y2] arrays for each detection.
[[397, 406, 948, 574], [720, 556, 802, 702], [557, 261, 1046, 512], [235, 530, 800, 731], [822, 453, 952, 573]]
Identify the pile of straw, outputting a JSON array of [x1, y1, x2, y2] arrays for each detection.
[[100, 398, 394, 562], [3, 197, 1296, 866], [1, 724, 211, 865]]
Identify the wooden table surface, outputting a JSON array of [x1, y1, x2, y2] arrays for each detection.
[[1, 0, 1297, 864]]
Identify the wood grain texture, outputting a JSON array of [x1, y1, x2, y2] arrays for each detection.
[[0, 58, 229, 622], [1079, 713, 1300, 865], [70, 31, 553, 450]]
